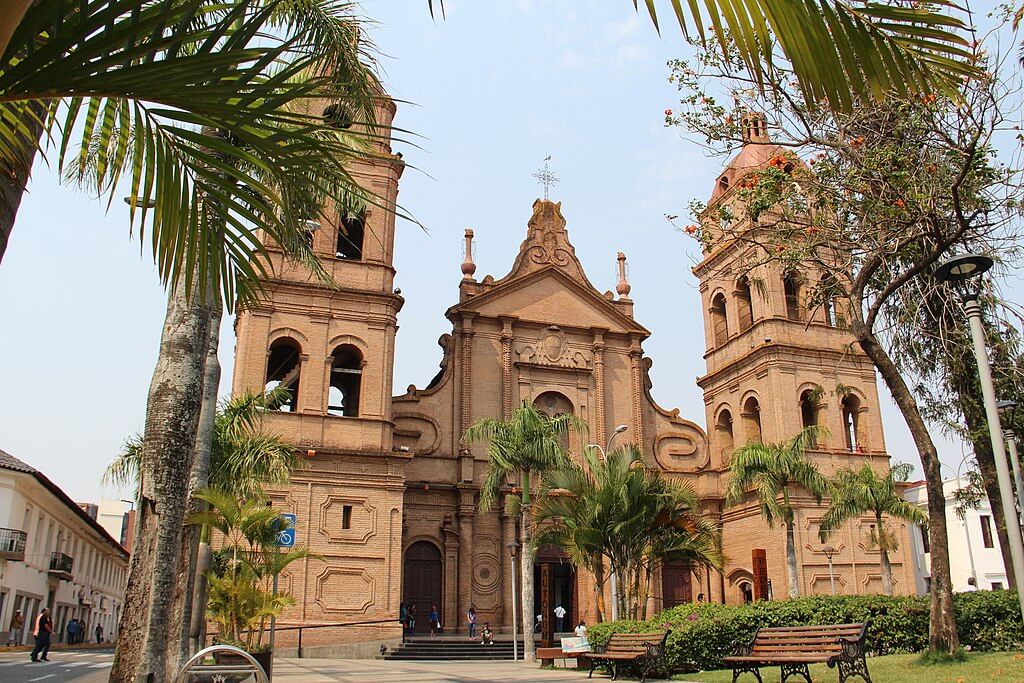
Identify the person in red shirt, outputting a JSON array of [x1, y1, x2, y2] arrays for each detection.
[[29, 608, 52, 662]]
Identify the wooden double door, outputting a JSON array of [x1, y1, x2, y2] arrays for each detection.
[[402, 541, 442, 634]]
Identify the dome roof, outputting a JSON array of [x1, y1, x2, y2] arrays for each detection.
[[709, 142, 788, 203]]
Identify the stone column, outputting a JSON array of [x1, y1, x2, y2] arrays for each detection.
[[442, 517, 459, 632], [592, 329, 607, 450], [459, 313, 477, 443], [457, 495, 475, 636], [629, 338, 646, 452], [501, 318, 515, 419]]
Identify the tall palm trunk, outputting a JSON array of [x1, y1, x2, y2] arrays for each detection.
[[785, 521, 800, 599], [520, 471, 536, 663], [856, 327, 958, 654], [0, 106, 44, 265], [877, 513, 894, 597], [110, 281, 214, 683], [171, 300, 223, 667], [593, 558, 607, 622]]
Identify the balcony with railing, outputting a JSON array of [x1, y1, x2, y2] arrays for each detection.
[[0, 528, 27, 561], [48, 552, 74, 580]]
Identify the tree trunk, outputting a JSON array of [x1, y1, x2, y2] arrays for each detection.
[[593, 559, 606, 623], [0, 0, 33, 64], [877, 514, 894, 597], [170, 300, 223, 668], [110, 282, 213, 683], [520, 485, 536, 663], [0, 103, 45, 266], [856, 329, 959, 654], [785, 521, 800, 599]]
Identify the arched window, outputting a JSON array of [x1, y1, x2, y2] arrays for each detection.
[[784, 273, 802, 321], [533, 391, 574, 451], [336, 210, 365, 260], [711, 293, 729, 346], [736, 277, 753, 332], [842, 394, 862, 451], [322, 102, 353, 129], [719, 176, 730, 193], [328, 345, 363, 417], [742, 396, 762, 444], [820, 275, 837, 327], [716, 409, 735, 462], [800, 389, 820, 447], [265, 338, 302, 412]]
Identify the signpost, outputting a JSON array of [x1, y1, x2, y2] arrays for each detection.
[[270, 513, 297, 651]]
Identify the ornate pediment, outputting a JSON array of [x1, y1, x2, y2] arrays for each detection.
[[504, 199, 590, 284], [515, 326, 592, 369]]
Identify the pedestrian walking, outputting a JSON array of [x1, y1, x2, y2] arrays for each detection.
[[29, 607, 51, 662], [8, 609, 23, 646], [467, 606, 477, 640], [406, 604, 417, 639], [553, 604, 566, 633], [95, 622, 103, 643], [399, 603, 408, 643], [66, 618, 77, 645], [429, 604, 440, 636]]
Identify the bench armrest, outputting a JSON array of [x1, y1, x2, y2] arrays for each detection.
[[645, 641, 665, 659], [835, 635, 867, 659], [729, 637, 755, 657]]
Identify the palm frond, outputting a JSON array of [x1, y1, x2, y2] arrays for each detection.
[[639, 0, 979, 112]]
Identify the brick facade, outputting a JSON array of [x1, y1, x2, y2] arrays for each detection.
[[230, 103, 913, 652]]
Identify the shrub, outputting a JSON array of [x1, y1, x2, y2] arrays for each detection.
[[586, 592, 1022, 674]]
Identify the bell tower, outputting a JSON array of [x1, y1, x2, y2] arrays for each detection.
[[693, 115, 911, 600], [231, 90, 408, 631]]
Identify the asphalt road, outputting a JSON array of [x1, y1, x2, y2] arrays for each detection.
[[0, 648, 113, 682]]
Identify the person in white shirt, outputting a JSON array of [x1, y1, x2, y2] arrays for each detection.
[[553, 604, 567, 632], [574, 620, 588, 642], [965, 576, 980, 592]]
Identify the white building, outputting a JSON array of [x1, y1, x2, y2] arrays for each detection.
[[0, 449, 129, 645], [904, 477, 1008, 594]]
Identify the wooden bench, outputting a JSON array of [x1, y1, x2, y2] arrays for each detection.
[[583, 631, 668, 683], [724, 622, 872, 683]]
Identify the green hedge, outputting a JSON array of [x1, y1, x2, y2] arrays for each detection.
[[586, 592, 1023, 674]]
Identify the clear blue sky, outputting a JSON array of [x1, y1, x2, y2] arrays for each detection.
[[0, 1, 1014, 503]]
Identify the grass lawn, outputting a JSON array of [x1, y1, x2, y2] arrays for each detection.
[[672, 651, 1024, 682]]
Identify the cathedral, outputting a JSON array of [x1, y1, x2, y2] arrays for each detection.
[[229, 96, 915, 654]]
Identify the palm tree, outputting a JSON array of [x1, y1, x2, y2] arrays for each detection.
[[819, 462, 926, 596], [535, 445, 722, 622], [726, 426, 829, 599], [105, 388, 301, 496], [427, 1, 979, 114], [190, 487, 313, 648], [2, 0, 379, 304], [463, 401, 585, 663]]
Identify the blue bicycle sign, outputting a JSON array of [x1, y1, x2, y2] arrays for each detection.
[[274, 513, 297, 548]]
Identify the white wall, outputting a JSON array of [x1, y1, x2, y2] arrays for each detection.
[[0, 469, 128, 645], [904, 478, 1008, 595]]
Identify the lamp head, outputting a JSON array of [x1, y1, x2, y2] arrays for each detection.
[[506, 540, 521, 557], [614, 425, 629, 434], [934, 253, 993, 284], [822, 545, 836, 559]]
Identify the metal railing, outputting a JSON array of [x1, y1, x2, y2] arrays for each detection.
[[49, 551, 74, 575], [207, 618, 398, 659], [0, 528, 26, 560]]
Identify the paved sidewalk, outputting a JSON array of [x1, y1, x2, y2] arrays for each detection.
[[273, 658, 592, 682]]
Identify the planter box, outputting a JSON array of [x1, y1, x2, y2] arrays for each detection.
[[213, 648, 273, 681]]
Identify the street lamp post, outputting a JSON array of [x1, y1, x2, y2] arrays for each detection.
[[822, 546, 837, 596], [997, 400, 1024, 522], [507, 541, 520, 661], [588, 425, 628, 621], [936, 253, 1024, 621]]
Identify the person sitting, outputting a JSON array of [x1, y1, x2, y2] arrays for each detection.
[[574, 620, 588, 642], [480, 623, 494, 645]]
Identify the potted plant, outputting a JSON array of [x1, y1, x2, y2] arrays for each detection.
[[193, 488, 312, 680]]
